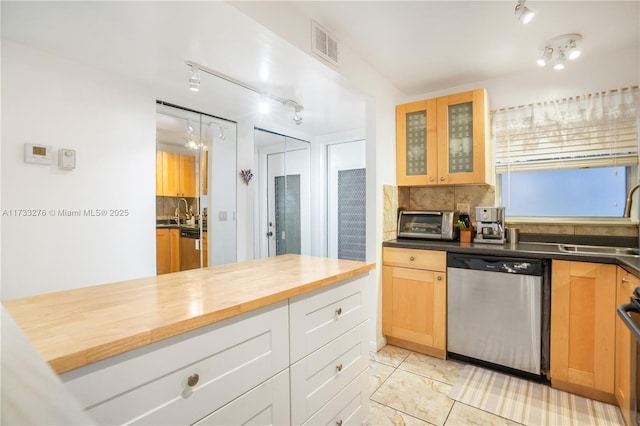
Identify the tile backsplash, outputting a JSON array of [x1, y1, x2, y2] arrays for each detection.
[[156, 196, 199, 222], [385, 185, 638, 241]]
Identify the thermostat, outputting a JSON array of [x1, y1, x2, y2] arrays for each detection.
[[59, 148, 76, 170], [24, 143, 53, 165]]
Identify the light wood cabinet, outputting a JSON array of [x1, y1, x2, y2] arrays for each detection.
[[156, 228, 180, 275], [382, 247, 447, 358], [615, 266, 639, 426], [156, 151, 196, 197], [202, 231, 208, 268], [396, 88, 492, 186], [550, 260, 617, 403]]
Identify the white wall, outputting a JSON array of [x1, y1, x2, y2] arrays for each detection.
[[1, 41, 156, 299]]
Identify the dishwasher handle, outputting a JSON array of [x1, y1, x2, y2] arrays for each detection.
[[447, 253, 543, 276], [618, 302, 640, 340]]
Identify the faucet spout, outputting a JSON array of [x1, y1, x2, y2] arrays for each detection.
[[623, 183, 640, 218], [179, 198, 189, 222]]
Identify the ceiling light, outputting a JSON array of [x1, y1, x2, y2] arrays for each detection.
[[188, 67, 200, 92], [514, 0, 534, 24], [293, 105, 303, 125], [537, 47, 552, 67], [259, 100, 271, 114], [537, 34, 582, 71]]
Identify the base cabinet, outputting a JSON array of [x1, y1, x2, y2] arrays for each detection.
[[60, 274, 370, 425], [382, 247, 447, 358], [156, 228, 180, 275], [550, 260, 616, 402], [615, 266, 639, 426]]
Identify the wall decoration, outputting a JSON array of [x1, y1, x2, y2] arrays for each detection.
[[240, 169, 253, 185]]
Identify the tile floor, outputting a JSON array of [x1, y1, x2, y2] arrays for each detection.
[[366, 345, 530, 426]]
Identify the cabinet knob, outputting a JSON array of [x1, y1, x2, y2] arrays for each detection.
[[335, 307, 343, 316], [437, 275, 443, 281], [429, 177, 435, 182], [439, 176, 445, 181], [336, 363, 343, 372], [336, 421, 343, 426], [187, 373, 199, 387], [622, 278, 631, 283], [409, 256, 415, 261]]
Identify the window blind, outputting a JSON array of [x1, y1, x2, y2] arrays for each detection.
[[493, 87, 639, 173]]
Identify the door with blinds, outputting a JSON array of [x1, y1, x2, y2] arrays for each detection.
[[328, 140, 366, 261]]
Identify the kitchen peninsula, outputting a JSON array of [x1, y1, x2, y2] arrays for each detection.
[[4, 255, 375, 425]]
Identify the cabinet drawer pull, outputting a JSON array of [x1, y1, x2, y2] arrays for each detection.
[[335, 307, 343, 316], [336, 421, 343, 426], [622, 278, 631, 283], [336, 363, 343, 372], [187, 373, 199, 387], [409, 256, 415, 261]]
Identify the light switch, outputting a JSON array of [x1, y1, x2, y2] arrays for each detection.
[[59, 149, 76, 170], [218, 211, 227, 221]]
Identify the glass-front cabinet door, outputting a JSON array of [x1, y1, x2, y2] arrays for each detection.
[[436, 88, 490, 185], [395, 88, 492, 187], [395, 99, 438, 186]]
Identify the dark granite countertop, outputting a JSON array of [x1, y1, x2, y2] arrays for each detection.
[[383, 238, 640, 277]]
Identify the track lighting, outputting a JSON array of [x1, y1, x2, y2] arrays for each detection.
[[537, 34, 582, 71], [514, 0, 534, 24], [185, 60, 303, 125], [188, 66, 200, 92], [293, 105, 303, 125], [218, 128, 226, 141]]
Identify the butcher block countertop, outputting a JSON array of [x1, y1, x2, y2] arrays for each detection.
[[3, 255, 375, 375]]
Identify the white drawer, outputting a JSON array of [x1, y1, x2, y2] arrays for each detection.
[[61, 301, 289, 425], [290, 275, 368, 363], [303, 369, 370, 426], [291, 321, 368, 425], [194, 369, 290, 426]]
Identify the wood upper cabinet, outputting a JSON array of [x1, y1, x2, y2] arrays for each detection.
[[615, 267, 639, 426], [156, 151, 196, 197], [382, 247, 447, 358], [550, 260, 617, 402], [396, 88, 492, 186]]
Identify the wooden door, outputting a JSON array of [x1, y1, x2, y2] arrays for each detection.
[[162, 152, 180, 196], [156, 229, 171, 275], [615, 267, 639, 426], [550, 260, 616, 400], [395, 99, 438, 186], [436, 88, 489, 185], [382, 265, 446, 357], [180, 154, 196, 197]]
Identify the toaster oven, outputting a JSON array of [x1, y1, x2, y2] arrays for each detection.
[[397, 210, 459, 241]]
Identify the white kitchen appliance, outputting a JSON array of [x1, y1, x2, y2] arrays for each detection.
[[475, 206, 506, 244]]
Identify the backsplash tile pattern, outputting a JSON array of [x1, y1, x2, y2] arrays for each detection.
[[156, 196, 198, 222], [391, 185, 638, 240]]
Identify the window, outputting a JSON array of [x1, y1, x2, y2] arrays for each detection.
[[493, 87, 639, 220]]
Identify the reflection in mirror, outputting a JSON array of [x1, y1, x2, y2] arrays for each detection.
[[155, 103, 237, 274], [254, 128, 310, 258]]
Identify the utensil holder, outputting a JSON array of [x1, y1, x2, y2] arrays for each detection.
[[460, 227, 473, 243]]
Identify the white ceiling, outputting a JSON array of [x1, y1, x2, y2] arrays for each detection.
[[2, 1, 639, 137]]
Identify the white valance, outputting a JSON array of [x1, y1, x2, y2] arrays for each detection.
[[492, 86, 640, 173]]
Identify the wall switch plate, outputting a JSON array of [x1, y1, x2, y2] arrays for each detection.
[[59, 149, 76, 170], [218, 211, 227, 221], [457, 203, 470, 213]]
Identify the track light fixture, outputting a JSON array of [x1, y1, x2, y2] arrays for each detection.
[[537, 34, 582, 71], [185, 60, 303, 125], [188, 66, 200, 92], [514, 0, 534, 24]]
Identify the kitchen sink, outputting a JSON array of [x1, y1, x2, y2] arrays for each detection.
[[558, 244, 640, 258]]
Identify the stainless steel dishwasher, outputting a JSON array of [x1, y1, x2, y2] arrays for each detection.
[[447, 253, 550, 380]]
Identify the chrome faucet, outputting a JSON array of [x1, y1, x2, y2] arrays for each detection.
[[623, 183, 640, 218], [179, 198, 189, 224]]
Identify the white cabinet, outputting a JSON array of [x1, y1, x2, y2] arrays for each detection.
[[194, 369, 290, 426], [290, 275, 370, 425], [59, 273, 371, 426], [61, 301, 289, 425]]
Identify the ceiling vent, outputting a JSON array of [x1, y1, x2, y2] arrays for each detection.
[[311, 20, 338, 65]]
